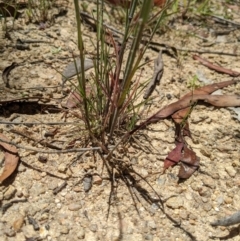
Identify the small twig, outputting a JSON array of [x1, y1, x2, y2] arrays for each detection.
[[210, 14, 240, 27], [21, 158, 68, 180], [80, 10, 240, 57], [53, 181, 67, 195], [193, 55, 240, 76], [1, 198, 27, 214], [17, 38, 51, 44], [0, 121, 77, 125], [144, 50, 164, 99], [11, 129, 62, 150], [27, 216, 40, 231], [0, 137, 101, 153]]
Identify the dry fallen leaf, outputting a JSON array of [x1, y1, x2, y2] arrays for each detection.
[[172, 79, 238, 123], [164, 142, 183, 169], [62, 58, 94, 86], [178, 145, 200, 179], [0, 133, 19, 183]]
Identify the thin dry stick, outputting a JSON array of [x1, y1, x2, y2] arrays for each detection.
[[80, 11, 240, 57], [11, 129, 62, 150], [0, 138, 101, 153], [0, 121, 77, 125], [144, 50, 164, 99]]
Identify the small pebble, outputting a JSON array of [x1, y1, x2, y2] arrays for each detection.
[[92, 175, 102, 185], [68, 203, 82, 211], [38, 155, 48, 163], [60, 225, 69, 234], [225, 165, 237, 177], [203, 203, 212, 212], [224, 197, 232, 204], [39, 226, 49, 238], [202, 176, 215, 189], [58, 163, 67, 173], [147, 221, 156, 230], [83, 176, 92, 192], [89, 224, 98, 232], [145, 233, 153, 240], [12, 215, 25, 231], [166, 196, 183, 209], [77, 227, 85, 239], [4, 185, 16, 200]]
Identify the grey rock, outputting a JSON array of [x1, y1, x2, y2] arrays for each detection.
[[62, 58, 94, 86], [211, 211, 240, 226], [83, 176, 92, 192], [145, 233, 153, 240], [77, 227, 85, 239], [89, 223, 98, 232]]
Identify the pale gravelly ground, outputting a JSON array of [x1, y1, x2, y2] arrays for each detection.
[[0, 1, 240, 241]]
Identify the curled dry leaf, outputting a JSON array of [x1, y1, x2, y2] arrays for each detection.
[[172, 79, 238, 123], [178, 146, 200, 179], [129, 79, 239, 138], [153, 94, 240, 122], [0, 133, 19, 183]]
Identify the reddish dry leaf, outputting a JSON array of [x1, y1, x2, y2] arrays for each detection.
[[193, 55, 240, 77], [182, 122, 192, 138], [0, 134, 19, 183], [164, 142, 184, 169], [154, 94, 240, 121], [178, 146, 200, 179]]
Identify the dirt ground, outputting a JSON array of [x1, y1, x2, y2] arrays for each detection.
[[0, 0, 240, 241]]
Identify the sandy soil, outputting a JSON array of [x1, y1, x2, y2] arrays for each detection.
[[0, 1, 240, 241]]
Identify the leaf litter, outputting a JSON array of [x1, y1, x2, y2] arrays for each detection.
[[0, 133, 19, 183], [129, 78, 240, 179]]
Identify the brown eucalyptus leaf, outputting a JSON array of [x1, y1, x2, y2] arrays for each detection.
[[164, 142, 184, 169], [0, 133, 19, 183], [129, 80, 239, 136], [172, 79, 238, 123], [155, 94, 240, 120], [178, 146, 199, 179]]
